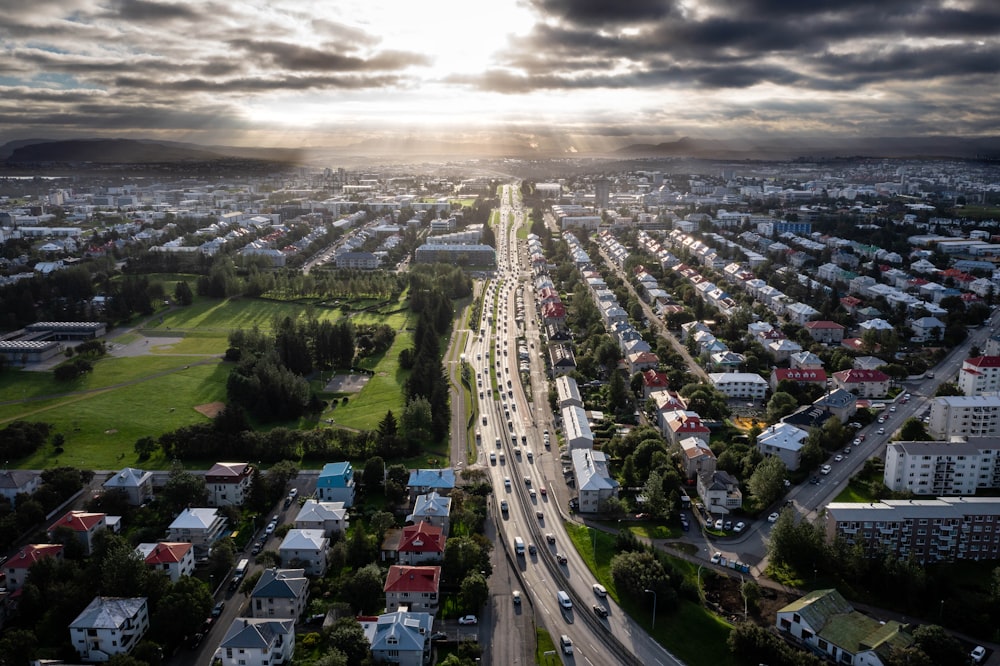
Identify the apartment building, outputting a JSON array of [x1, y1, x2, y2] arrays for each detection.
[[707, 372, 768, 400], [884, 439, 1000, 495], [958, 356, 1000, 396], [824, 497, 1000, 563], [928, 395, 1000, 440]]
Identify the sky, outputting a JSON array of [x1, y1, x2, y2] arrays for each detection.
[[0, 0, 998, 154]]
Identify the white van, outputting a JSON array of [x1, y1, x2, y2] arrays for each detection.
[[557, 590, 572, 609]]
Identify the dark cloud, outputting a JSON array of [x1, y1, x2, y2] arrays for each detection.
[[107, 0, 203, 21], [526, 0, 677, 24], [113, 73, 402, 92], [227, 39, 430, 73]]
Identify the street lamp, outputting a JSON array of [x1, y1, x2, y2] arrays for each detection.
[[644, 588, 657, 630]]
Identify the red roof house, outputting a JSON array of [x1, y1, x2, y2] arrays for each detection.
[[397, 522, 445, 565], [384, 565, 441, 614]]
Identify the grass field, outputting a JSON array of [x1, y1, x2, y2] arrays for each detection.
[[536, 628, 559, 665], [564, 522, 735, 666], [3, 358, 228, 469]]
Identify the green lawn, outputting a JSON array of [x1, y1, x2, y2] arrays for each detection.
[[564, 522, 735, 666], [536, 628, 559, 665], [7, 360, 228, 469], [323, 329, 413, 430], [146, 296, 346, 335]]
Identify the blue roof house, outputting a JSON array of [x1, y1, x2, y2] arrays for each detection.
[[316, 462, 355, 507]]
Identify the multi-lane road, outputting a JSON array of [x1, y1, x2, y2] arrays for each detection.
[[467, 185, 682, 665]]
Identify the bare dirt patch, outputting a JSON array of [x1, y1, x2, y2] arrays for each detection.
[[194, 401, 226, 418]]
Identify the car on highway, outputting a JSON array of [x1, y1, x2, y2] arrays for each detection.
[[560, 634, 574, 655], [545, 533, 556, 544], [767, 512, 780, 523], [512, 591, 521, 605], [458, 615, 478, 625], [503, 477, 511, 490], [592, 604, 608, 618], [593, 583, 607, 597], [535, 510, 544, 520], [489, 452, 496, 464], [500, 499, 508, 513], [528, 543, 537, 555], [556, 553, 568, 564], [539, 486, 546, 495]]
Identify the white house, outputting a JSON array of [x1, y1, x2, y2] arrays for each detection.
[[756, 423, 807, 472], [406, 492, 452, 537], [776, 589, 912, 666], [250, 568, 309, 621], [958, 356, 1000, 396], [134, 542, 195, 582], [102, 468, 153, 506], [572, 449, 620, 514], [294, 499, 349, 536], [69, 597, 150, 662], [383, 565, 441, 614], [278, 529, 329, 577], [4, 544, 63, 591], [696, 470, 742, 516], [204, 462, 254, 507], [708, 372, 769, 400], [166, 508, 227, 556], [215, 618, 295, 666]]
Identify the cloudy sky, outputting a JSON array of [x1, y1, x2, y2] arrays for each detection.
[[1, 0, 998, 153]]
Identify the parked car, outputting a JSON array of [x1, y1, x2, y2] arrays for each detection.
[[458, 615, 478, 625], [821, 464, 832, 474], [724, 520, 733, 531], [211, 602, 225, 618], [734, 521, 746, 533], [834, 454, 843, 462], [971, 645, 987, 663], [430, 632, 448, 641], [767, 512, 780, 523], [714, 518, 724, 530], [710, 551, 722, 564]]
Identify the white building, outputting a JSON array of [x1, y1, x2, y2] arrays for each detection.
[[69, 597, 149, 662], [561, 405, 594, 450], [278, 529, 329, 576], [756, 422, 807, 472], [571, 449, 620, 514], [166, 508, 227, 556], [884, 439, 1000, 495], [134, 542, 195, 582], [554, 375, 583, 408], [204, 462, 254, 507], [102, 468, 153, 505], [708, 372, 768, 400], [216, 618, 295, 666], [928, 395, 1000, 440], [294, 499, 349, 536], [958, 356, 1000, 396]]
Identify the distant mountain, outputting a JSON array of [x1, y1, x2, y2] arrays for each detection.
[[1, 138, 302, 165], [616, 135, 1000, 160]]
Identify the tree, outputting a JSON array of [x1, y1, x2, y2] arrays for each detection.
[[133, 436, 157, 461], [342, 563, 384, 614], [265, 460, 299, 504], [173, 280, 193, 306], [748, 455, 787, 508], [609, 550, 675, 612], [443, 536, 487, 584], [911, 624, 966, 666], [897, 417, 930, 442], [766, 391, 799, 422], [151, 576, 213, 647], [207, 538, 235, 585], [362, 456, 385, 491], [328, 617, 371, 665], [95, 534, 152, 598], [459, 572, 489, 612], [641, 470, 669, 520], [162, 461, 208, 511], [0, 628, 37, 666]]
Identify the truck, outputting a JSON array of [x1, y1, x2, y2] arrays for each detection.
[[514, 536, 525, 556], [229, 558, 249, 591]]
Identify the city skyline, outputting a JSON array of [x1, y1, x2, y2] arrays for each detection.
[[1, 0, 998, 154]]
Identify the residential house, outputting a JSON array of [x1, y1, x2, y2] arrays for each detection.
[[572, 449, 620, 514], [250, 568, 309, 621], [384, 565, 441, 614], [407, 468, 456, 500], [4, 544, 63, 591], [641, 369, 671, 399], [832, 369, 890, 398], [696, 470, 742, 516], [756, 422, 808, 471], [677, 436, 717, 479], [770, 368, 828, 393], [708, 372, 768, 400], [804, 320, 846, 343], [316, 462, 355, 507], [910, 316, 946, 342], [626, 350, 659, 374], [293, 499, 348, 536], [165, 508, 227, 557], [278, 530, 329, 577], [0, 469, 40, 507], [48, 511, 107, 556], [397, 522, 445, 565], [789, 351, 824, 370], [561, 405, 595, 450], [555, 375, 583, 408], [365, 610, 433, 666], [134, 542, 194, 582], [69, 597, 150, 662], [205, 462, 254, 507], [958, 356, 1000, 396], [811, 388, 859, 423], [662, 410, 711, 447], [215, 618, 295, 666], [406, 492, 452, 537], [767, 338, 803, 363], [776, 589, 912, 666], [550, 343, 576, 376], [102, 467, 153, 506]]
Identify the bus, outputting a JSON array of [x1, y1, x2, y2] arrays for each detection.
[[229, 558, 249, 591]]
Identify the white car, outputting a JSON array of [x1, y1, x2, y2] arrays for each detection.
[[767, 512, 780, 523], [457, 615, 478, 625], [592, 583, 607, 597], [820, 464, 832, 475], [710, 551, 722, 564], [971, 645, 987, 663], [834, 454, 843, 462], [734, 521, 746, 533]]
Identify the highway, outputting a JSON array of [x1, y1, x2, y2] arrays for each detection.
[[468, 185, 681, 665]]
